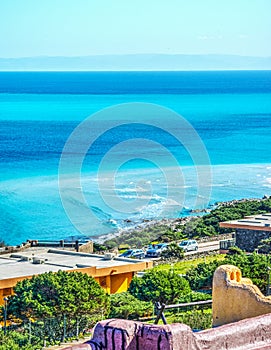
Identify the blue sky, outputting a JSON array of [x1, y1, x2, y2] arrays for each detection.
[[0, 0, 270, 58]]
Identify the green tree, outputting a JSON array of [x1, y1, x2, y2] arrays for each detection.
[[225, 251, 271, 292], [185, 251, 271, 293], [109, 292, 153, 320], [7, 271, 109, 341], [129, 269, 191, 304], [0, 331, 36, 350], [161, 242, 184, 261], [185, 260, 223, 290]]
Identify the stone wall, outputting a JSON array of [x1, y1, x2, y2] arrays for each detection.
[[213, 264, 271, 326], [63, 313, 271, 350], [236, 228, 271, 252], [78, 241, 93, 253]]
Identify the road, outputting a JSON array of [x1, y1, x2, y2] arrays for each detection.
[[185, 240, 220, 256], [140, 240, 221, 262]]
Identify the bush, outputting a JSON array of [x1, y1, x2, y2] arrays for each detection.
[[109, 292, 153, 320], [0, 330, 37, 350], [129, 269, 191, 304], [186, 250, 271, 293], [185, 260, 223, 290], [170, 308, 212, 330], [161, 242, 184, 261], [6, 271, 109, 342], [227, 246, 243, 255]]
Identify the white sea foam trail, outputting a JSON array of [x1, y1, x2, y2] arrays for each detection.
[[58, 102, 212, 236]]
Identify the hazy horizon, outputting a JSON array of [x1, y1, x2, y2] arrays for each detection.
[[1, 53, 271, 71], [1, 1, 270, 61]]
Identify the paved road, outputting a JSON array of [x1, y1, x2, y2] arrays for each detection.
[[185, 240, 220, 256], [140, 240, 221, 262]]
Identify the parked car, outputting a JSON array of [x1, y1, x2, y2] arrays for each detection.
[[179, 240, 198, 252], [119, 249, 145, 259], [145, 243, 168, 258]]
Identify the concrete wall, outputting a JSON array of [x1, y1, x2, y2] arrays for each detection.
[[212, 264, 271, 326], [236, 228, 271, 252], [78, 241, 93, 253]]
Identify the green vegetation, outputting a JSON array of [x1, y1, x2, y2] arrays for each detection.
[[160, 308, 212, 330], [154, 254, 225, 275], [186, 250, 271, 293], [4, 197, 271, 345], [185, 260, 223, 290], [160, 242, 185, 261], [129, 269, 191, 304], [7, 271, 109, 344], [103, 225, 186, 250], [100, 197, 271, 250], [193, 197, 271, 238], [0, 331, 35, 350], [109, 292, 153, 320]]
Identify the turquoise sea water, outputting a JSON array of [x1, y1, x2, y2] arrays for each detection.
[[0, 71, 271, 245]]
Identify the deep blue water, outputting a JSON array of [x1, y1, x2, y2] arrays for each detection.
[[0, 71, 271, 94], [0, 71, 271, 244]]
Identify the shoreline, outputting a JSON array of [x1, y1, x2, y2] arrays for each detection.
[[2, 195, 270, 249], [92, 196, 270, 245]]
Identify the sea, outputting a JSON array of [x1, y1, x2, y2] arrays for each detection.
[[0, 71, 271, 245]]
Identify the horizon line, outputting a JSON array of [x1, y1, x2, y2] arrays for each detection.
[[0, 68, 271, 73], [1, 53, 271, 59]]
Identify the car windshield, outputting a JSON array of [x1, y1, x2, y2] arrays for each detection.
[[156, 244, 164, 248], [180, 241, 188, 246], [122, 250, 133, 255]]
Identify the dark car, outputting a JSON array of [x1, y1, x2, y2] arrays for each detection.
[[119, 249, 145, 259], [145, 243, 168, 258]]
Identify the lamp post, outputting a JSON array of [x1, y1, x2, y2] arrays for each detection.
[[267, 266, 271, 296], [3, 297, 8, 335]]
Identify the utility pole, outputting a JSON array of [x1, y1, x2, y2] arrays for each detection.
[[267, 266, 271, 296], [3, 297, 8, 335]]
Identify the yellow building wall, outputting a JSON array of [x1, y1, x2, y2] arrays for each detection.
[[110, 272, 133, 294], [212, 264, 271, 326]]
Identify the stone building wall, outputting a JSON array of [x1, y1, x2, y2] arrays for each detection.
[[236, 228, 271, 252], [212, 264, 271, 326], [63, 313, 271, 350]]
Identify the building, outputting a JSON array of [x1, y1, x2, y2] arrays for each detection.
[[220, 213, 271, 252], [0, 248, 152, 305]]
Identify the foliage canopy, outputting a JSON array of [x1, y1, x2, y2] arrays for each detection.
[[7, 270, 109, 342], [109, 292, 153, 320], [129, 269, 191, 304], [185, 251, 271, 293]]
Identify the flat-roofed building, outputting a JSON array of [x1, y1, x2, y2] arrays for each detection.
[[0, 248, 152, 305], [220, 213, 271, 252]]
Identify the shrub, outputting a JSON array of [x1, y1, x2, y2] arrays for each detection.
[[129, 269, 191, 304], [109, 292, 153, 320]]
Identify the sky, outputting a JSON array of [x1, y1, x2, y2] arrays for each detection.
[[0, 0, 270, 58]]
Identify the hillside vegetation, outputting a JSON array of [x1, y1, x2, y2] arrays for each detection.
[[100, 197, 271, 250]]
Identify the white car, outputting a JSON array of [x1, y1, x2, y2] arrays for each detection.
[[179, 240, 198, 252]]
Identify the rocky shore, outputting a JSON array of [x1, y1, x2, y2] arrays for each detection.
[[94, 195, 271, 246]]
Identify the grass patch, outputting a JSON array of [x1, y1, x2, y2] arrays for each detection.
[[154, 254, 226, 275], [160, 308, 212, 330]]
